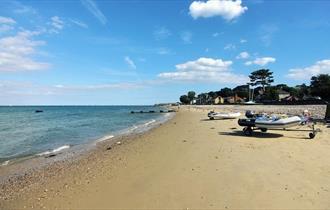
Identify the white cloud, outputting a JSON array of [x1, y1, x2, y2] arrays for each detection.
[[0, 25, 15, 33], [224, 43, 236, 50], [158, 57, 247, 84], [236, 51, 249, 59], [124, 56, 136, 69], [81, 0, 107, 25], [153, 26, 171, 40], [49, 16, 64, 33], [0, 30, 50, 72], [0, 16, 16, 24], [70, 19, 88, 29], [0, 16, 16, 33], [240, 38, 247, 43], [212, 32, 224, 37], [245, 57, 276, 66], [180, 31, 192, 44], [287, 59, 330, 80], [189, 0, 248, 21]]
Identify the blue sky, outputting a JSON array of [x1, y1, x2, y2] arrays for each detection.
[[0, 0, 330, 105]]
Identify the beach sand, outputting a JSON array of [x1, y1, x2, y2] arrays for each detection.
[[1, 105, 330, 209]]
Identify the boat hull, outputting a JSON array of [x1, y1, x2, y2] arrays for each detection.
[[255, 116, 301, 129], [209, 112, 241, 120]]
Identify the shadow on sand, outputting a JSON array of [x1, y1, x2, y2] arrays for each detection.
[[200, 118, 235, 122], [218, 130, 284, 139]]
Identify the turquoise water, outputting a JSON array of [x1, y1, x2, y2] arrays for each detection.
[[0, 106, 168, 164]]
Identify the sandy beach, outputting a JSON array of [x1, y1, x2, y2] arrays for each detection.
[[1, 105, 330, 209]]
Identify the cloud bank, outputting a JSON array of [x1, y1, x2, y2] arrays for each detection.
[[287, 59, 330, 80], [158, 57, 247, 84]]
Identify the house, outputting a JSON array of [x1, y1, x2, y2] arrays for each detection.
[[278, 90, 290, 101], [213, 96, 224, 104], [283, 95, 298, 101], [225, 94, 245, 104]]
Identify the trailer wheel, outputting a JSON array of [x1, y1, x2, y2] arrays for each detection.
[[309, 133, 315, 139], [210, 117, 214, 120], [260, 128, 267, 132], [243, 127, 253, 136]]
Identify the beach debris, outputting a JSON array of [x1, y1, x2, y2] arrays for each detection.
[[106, 146, 112, 150], [116, 141, 122, 145], [182, 140, 187, 142]]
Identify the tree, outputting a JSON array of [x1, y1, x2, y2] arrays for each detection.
[[208, 91, 217, 99], [179, 95, 190, 104], [310, 74, 330, 101], [233, 85, 249, 98], [218, 87, 233, 97], [187, 91, 196, 103], [296, 83, 310, 99], [249, 69, 274, 92], [264, 86, 279, 101]]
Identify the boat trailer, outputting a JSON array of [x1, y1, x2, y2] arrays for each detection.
[[238, 118, 320, 139]]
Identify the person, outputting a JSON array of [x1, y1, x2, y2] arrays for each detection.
[[301, 109, 311, 124]]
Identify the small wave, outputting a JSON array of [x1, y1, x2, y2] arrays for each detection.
[[96, 135, 114, 142], [37, 145, 70, 156], [144, 119, 156, 126], [1, 160, 10, 166]]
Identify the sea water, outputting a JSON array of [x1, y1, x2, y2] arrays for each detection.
[[0, 106, 170, 165]]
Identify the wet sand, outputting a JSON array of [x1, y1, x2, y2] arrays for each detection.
[[1, 105, 330, 209]]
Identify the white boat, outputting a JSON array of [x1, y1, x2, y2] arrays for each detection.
[[209, 112, 241, 120], [243, 101, 256, 105], [255, 116, 302, 129]]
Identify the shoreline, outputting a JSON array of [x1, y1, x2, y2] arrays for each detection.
[[0, 111, 175, 201], [1, 105, 330, 209]]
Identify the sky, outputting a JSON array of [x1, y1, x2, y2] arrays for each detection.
[[0, 0, 330, 105]]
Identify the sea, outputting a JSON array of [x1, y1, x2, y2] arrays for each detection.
[[0, 106, 172, 166]]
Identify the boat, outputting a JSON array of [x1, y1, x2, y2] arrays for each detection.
[[243, 101, 257, 105], [208, 112, 241, 120], [255, 116, 302, 129]]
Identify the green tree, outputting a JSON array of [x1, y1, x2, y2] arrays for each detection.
[[233, 85, 249, 98], [218, 87, 233, 97], [179, 95, 190, 104], [310, 74, 330, 101], [208, 91, 217, 99], [249, 69, 274, 92], [187, 91, 196, 103], [296, 83, 310, 99], [264, 86, 279, 101]]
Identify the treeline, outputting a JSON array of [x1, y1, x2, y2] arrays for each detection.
[[179, 69, 330, 105]]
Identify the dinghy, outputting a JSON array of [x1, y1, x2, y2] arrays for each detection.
[[208, 112, 241, 120], [255, 116, 302, 129]]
